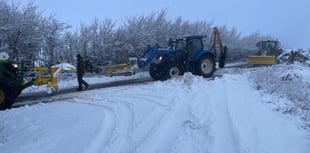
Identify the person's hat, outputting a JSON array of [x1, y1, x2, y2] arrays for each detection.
[[76, 54, 81, 58]]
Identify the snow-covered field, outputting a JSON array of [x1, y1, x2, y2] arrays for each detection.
[[1, 62, 310, 153]]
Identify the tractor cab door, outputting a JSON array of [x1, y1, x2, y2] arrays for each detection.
[[175, 39, 187, 61], [186, 38, 203, 60], [185, 38, 203, 71], [175, 37, 204, 71]]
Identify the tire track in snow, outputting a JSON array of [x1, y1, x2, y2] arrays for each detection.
[[64, 99, 117, 153], [101, 102, 134, 153], [206, 78, 240, 153], [83, 96, 166, 153], [224, 77, 263, 153], [77, 83, 181, 153], [224, 75, 310, 153], [63, 83, 188, 153], [134, 87, 190, 153], [170, 82, 213, 153], [126, 84, 184, 153], [65, 95, 137, 153]]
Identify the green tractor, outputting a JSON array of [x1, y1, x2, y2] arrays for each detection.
[[0, 59, 34, 110], [0, 52, 76, 110]]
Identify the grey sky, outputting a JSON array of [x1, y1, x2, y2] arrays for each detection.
[[32, 0, 309, 48]]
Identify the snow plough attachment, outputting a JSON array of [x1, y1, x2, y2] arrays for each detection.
[[34, 63, 76, 91], [103, 44, 173, 77], [103, 64, 134, 77], [103, 57, 138, 77], [247, 40, 282, 65], [247, 55, 276, 65]]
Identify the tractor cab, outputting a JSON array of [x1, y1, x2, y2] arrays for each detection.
[[257, 40, 281, 56], [170, 36, 205, 61]]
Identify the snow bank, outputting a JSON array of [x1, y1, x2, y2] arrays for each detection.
[[278, 49, 310, 64], [248, 63, 310, 128]]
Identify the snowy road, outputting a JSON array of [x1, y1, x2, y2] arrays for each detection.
[[1, 72, 309, 153]]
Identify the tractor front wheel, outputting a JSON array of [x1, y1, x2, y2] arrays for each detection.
[[149, 65, 162, 80], [197, 56, 215, 78], [0, 85, 14, 110], [163, 63, 183, 80]]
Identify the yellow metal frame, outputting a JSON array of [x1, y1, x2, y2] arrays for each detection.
[[32, 63, 76, 91], [33, 66, 63, 91]]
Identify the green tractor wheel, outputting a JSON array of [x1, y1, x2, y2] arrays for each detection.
[[0, 85, 14, 110]]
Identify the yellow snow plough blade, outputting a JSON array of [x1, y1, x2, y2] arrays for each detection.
[[34, 63, 76, 91], [103, 64, 133, 77], [247, 55, 276, 65]]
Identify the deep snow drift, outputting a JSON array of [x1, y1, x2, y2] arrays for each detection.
[[0, 62, 310, 153]]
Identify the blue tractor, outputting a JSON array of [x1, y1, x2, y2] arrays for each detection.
[[138, 44, 171, 68], [149, 28, 226, 80]]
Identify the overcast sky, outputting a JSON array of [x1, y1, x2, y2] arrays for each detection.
[[31, 0, 309, 49]]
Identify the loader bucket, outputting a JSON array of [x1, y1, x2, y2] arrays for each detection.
[[247, 55, 276, 65]]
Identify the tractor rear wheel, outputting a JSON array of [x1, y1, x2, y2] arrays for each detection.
[[197, 56, 215, 78], [163, 63, 183, 80], [0, 85, 14, 110]]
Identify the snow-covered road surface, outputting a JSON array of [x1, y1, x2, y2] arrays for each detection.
[[1, 72, 309, 153]]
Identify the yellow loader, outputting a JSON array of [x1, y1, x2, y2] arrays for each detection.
[[247, 40, 282, 65]]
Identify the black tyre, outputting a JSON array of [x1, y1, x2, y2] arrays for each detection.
[[14, 89, 22, 99], [197, 56, 215, 78], [162, 63, 183, 80], [0, 85, 14, 110], [149, 65, 162, 80]]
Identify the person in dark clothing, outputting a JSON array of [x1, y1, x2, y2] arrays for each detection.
[[76, 54, 89, 91]]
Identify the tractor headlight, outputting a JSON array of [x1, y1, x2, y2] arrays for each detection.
[[10, 63, 19, 75], [12, 64, 19, 69], [153, 55, 163, 64], [157, 56, 163, 61]]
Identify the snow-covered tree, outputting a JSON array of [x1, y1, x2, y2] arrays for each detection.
[[62, 31, 79, 63], [0, 0, 69, 66], [0, 1, 274, 72], [43, 16, 70, 65], [0, 1, 44, 60]]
